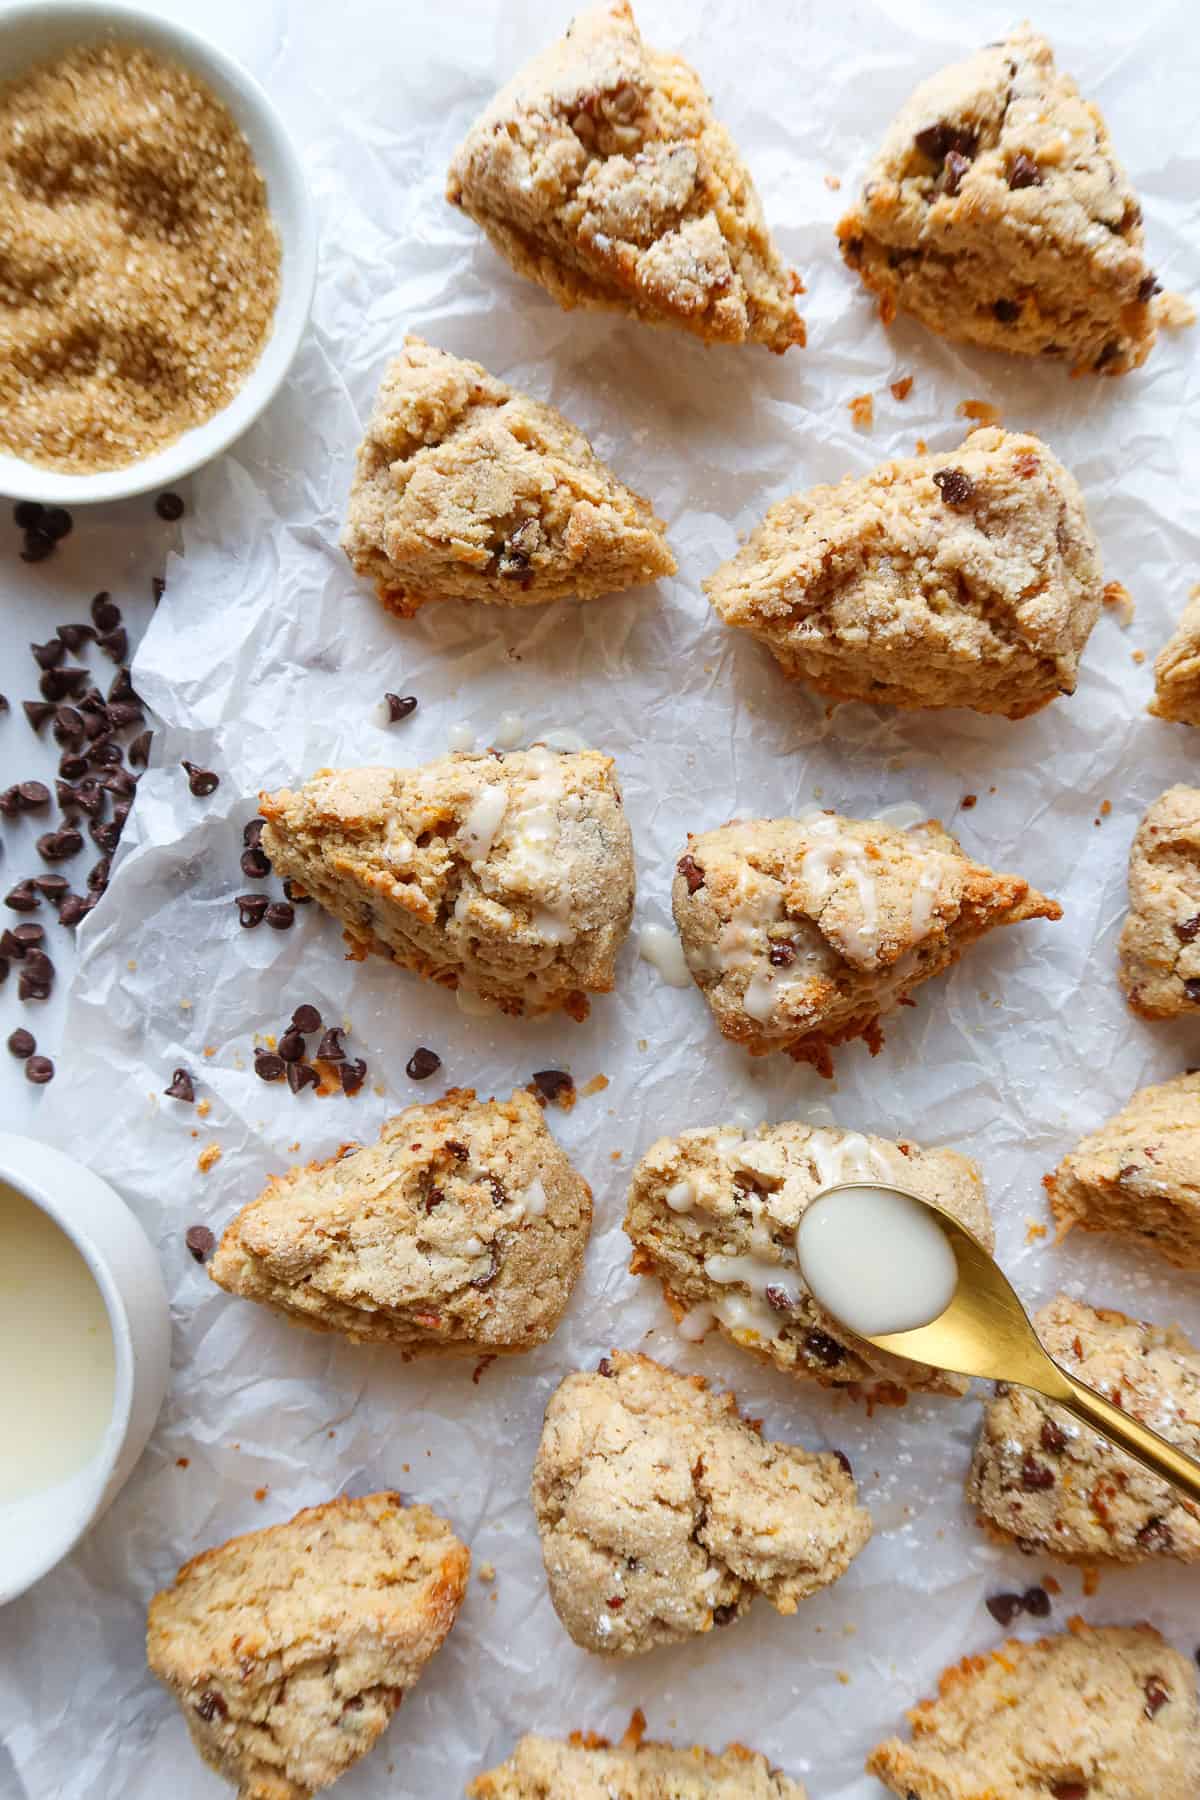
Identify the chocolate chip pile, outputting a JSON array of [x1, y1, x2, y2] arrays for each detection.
[[234, 815, 306, 933], [986, 1584, 1052, 1627], [253, 1003, 368, 1097], [13, 500, 73, 565]]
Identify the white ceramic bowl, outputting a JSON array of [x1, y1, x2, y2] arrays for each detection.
[[0, 0, 318, 506], [0, 1133, 171, 1606]]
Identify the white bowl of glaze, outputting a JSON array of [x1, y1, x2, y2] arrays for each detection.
[[0, 0, 318, 506], [0, 1133, 171, 1607]]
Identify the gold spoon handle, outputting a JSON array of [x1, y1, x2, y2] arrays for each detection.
[[1056, 1368, 1200, 1504]]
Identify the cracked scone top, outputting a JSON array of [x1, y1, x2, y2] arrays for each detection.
[[1118, 786, 1200, 1019], [531, 1350, 870, 1656], [1045, 1071, 1200, 1270], [704, 429, 1103, 719], [968, 1295, 1200, 1565], [259, 748, 635, 1020], [837, 26, 1176, 375], [209, 1089, 592, 1355], [867, 1619, 1200, 1800], [470, 1719, 807, 1798], [625, 1118, 990, 1395], [445, 1, 804, 352], [146, 1493, 469, 1800], [671, 813, 1059, 1071], [341, 336, 675, 617], [1150, 595, 1200, 727]]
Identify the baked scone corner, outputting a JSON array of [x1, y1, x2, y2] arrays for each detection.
[[1117, 786, 1200, 1019], [1150, 594, 1200, 726], [342, 335, 675, 616], [445, 2, 804, 352], [470, 1712, 808, 1797]]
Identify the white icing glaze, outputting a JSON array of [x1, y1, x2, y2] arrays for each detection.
[[910, 858, 944, 939], [665, 1178, 695, 1213], [678, 1302, 715, 1341], [804, 1127, 891, 1189], [875, 800, 926, 832], [799, 818, 880, 962], [460, 786, 508, 864], [447, 721, 475, 752], [703, 1252, 788, 1340], [493, 711, 525, 750], [638, 924, 691, 988], [795, 1184, 958, 1338], [540, 727, 588, 752], [522, 1176, 548, 1217]]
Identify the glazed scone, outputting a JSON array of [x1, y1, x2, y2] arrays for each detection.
[[1150, 595, 1200, 727], [1117, 786, 1200, 1019], [968, 1295, 1200, 1564], [471, 1717, 806, 1798], [625, 1118, 990, 1396], [209, 1089, 591, 1356], [671, 813, 1059, 1072], [531, 1350, 870, 1656], [446, 2, 804, 352], [259, 749, 635, 1021], [146, 1494, 469, 1800], [341, 336, 675, 617], [837, 26, 1176, 375], [704, 429, 1103, 719], [867, 1618, 1200, 1800], [1044, 1072, 1200, 1269]]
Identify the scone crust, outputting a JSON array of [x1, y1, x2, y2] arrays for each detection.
[[1045, 1071, 1200, 1269], [1117, 786, 1200, 1019], [446, 1, 804, 352], [867, 1618, 1200, 1800], [968, 1295, 1200, 1563], [531, 1350, 870, 1656], [210, 1088, 592, 1355], [1150, 595, 1200, 727], [671, 812, 1059, 1071], [260, 748, 635, 1020], [704, 428, 1103, 719], [625, 1117, 990, 1396], [471, 1720, 807, 1798], [146, 1493, 470, 1800], [837, 26, 1163, 375], [341, 335, 675, 616]]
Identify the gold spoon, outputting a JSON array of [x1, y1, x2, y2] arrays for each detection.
[[808, 1181, 1200, 1504]]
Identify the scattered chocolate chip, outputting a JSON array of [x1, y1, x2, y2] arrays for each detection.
[[20, 528, 55, 564], [384, 694, 418, 723], [58, 893, 92, 926], [316, 1027, 345, 1062], [90, 592, 120, 631], [289, 1004, 320, 1035], [986, 1592, 1025, 1626], [240, 846, 271, 879], [254, 1049, 285, 1082], [53, 706, 85, 746], [1008, 152, 1043, 189], [711, 1602, 739, 1627], [832, 1450, 853, 1477], [406, 1046, 441, 1081], [265, 900, 294, 930], [98, 628, 128, 663], [17, 780, 50, 810], [1022, 1585, 1051, 1618], [105, 700, 143, 731], [165, 1068, 196, 1103], [87, 858, 111, 893], [40, 666, 89, 702], [1040, 1417, 1068, 1455], [25, 1054, 54, 1084], [152, 576, 166, 603], [31, 638, 65, 670], [37, 828, 82, 862], [90, 820, 121, 855], [57, 622, 94, 653], [1175, 915, 1200, 944], [128, 730, 152, 768], [277, 1029, 305, 1063], [104, 769, 137, 799], [1094, 339, 1122, 372], [993, 298, 1022, 324], [915, 121, 978, 163], [530, 1068, 574, 1105], [0, 930, 23, 958], [942, 148, 970, 194], [804, 1329, 846, 1368], [236, 893, 269, 928], [22, 699, 55, 732], [1020, 1456, 1055, 1491], [933, 467, 975, 508], [1136, 1517, 1174, 1552], [1185, 977, 1200, 1004], [155, 491, 185, 521], [5, 883, 39, 913], [768, 940, 797, 967], [65, 780, 102, 818], [0, 786, 19, 818], [242, 818, 266, 849], [182, 760, 219, 797], [13, 501, 43, 530], [0, 955, 7, 985], [286, 1059, 319, 1093], [79, 687, 107, 715], [82, 709, 111, 743], [282, 878, 310, 905], [42, 506, 72, 542], [597, 1356, 614, 1377], [59, 752, 89, 779], [193, 1689, 226, 1721], [11, 923, 42, 949], [676, 853, 705, 893], [19, 961, 53, 1000], [1137, 272, 1162, 303], [7, 1028, 35, 1059], [108, 667, 136, 704], [340, 1058, 367, 1096], [1145, 1678, 1171, 1719]]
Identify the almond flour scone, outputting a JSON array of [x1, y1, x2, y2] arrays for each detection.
[[470, 1719, 807, 1799], [1117, 787, 1200, 1019], [625, 1118, 990, 1396], [837, 26, 1177, 376], [968, 1296, 1200, 1564], [341, 336, 675, 617], [704, 429, 1103, 719], [671, 813, 1059, 1072], [259, 749, 635, 1021], [209, 1089, 591, 1356], [446, 2, 804, 352], [146, 1494, 469, 1800], [1150, 595, 1200, 727], [531, 1350, 870, 1657], [1044, 1072, 1200, 1269], [866, 1618, 1200, 1800]]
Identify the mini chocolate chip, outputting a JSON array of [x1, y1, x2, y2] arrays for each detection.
[[240, 846, 271, 879], [40, 667, 89, 702], [165, 1068, 196, 1102], [1145, 1678, 1170, 1719], [1008, 152, 1043, 189], [1022, 1585, 1051, 1618], [32, 873, 68, 898], [5, 883, 39, 912], [0, 786, 20, 817], [832, 1450, 853, 1477], [98, 628, 128, 663], [384, 694, 418, 722], [265, 901, 294, 930], [712, 1603, 739, 1627], [13, 501, 43, 529], [19, 965, 53, 1000], [287, 1059, 319, 1093], [57, 623, 94, 653], [182, 760, 219, 797], [1176, 915, 1200, 943], [91, 592, 120, 630], [7, 1028, 35, 1058], [88, 742, 124, 772], [155, 492, 185, 521], [993, 298, 1021, 324], [943, 148, 970, 194], [804, 1329, 846, 1368], [58, 893, 91, 926], [79, 687, 107, 715], [531, 1068, 574, 1104], [87, 858, 111, 893], [290, 1004, 321, 1034], [316, 1027, 346, 1062], [90, 819, 121, 854], [254, 1049, 285, 1081], [12, 923, 43, 948], [597, 1356, 614, 1377], [282, 878, 311, 905], [83, 709, 111, 742], [1137, 273, 1162, 303], [38, 828, 83, 861], [277, 1029, 305, 1063], [23, 700, 55, 731], [20, 528, 55, 564], [0, 930, 24, 958], [193, 1689, 226, 1721], [53, 706, 85, 746], [243, 818, 266, 849], [185, 1224, 215, 1263], [128, 730, 152, 768], [768, 940, 796, 966], [42, 507, 72, 542], [108, 667, 137, 704], [339, 1058, 368, 1096], [31, 638, 65, 670], [933, 467, 975, 507], [236, 893, 269, 928], [986, 1592, 1025, 1626], [914, 121, 978, 163], [1021, 1456, 1055, 1491], [17, 780, 50, 810], [25, 1054, 54, 1084], [59, 752, 88, 779], [407, 1047, 442, 1081], [106, 701, 143, 730], [1040, 1417, 1068, 1454], [676, 853, 705, 893], [1095, 339, 1122, 371], [67, 781, 102, 818]]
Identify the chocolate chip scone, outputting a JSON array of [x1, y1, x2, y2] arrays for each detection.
[[867, 1618, 1200, 1800], [259, 748, 635, 1021], [1150, 595, 1200, 727], [671, 813, 1059, 1072], [1117, 787, 1200, 1019], [968, 1295, 1200, 1564], [704, 429, 1102, 719], [1044, 1072, 1200, 1269], [471, 1717, 807, 1798], [446, 1, 804, 352], [837, 26, 1174, 375], [341, 336, 675, 618], [209, 1089, 591, 1355], [531, 1350, 870, 1656], [625, 1118, 990, 1397], [146, 1494, 469, 1800]]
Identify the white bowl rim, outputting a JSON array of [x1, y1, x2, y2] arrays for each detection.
[[0, 0, 318, 506], [0, 1135, 136, 1598]]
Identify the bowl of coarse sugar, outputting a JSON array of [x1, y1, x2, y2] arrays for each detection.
[[0, 2, 318, 505]]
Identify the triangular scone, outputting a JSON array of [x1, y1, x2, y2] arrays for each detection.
[[1117, 785, 1200, 1019], [446, 2, 804, 353], [342, 336, 675, 617], [147, 1495, 469, 1800], [259, 749, 635, 1021], [705, 428, 1102, 719], [210, 1089, 593, 1355], [1150, 595, 1200, 726], [837, 26, 1174, 375], [471, 1720, 807, 1799], [671, 813, 1060, 1072]]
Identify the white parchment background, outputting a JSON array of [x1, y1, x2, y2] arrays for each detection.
[[4, 0, 1200, 1794]]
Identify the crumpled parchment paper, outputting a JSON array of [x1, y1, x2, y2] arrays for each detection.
[[3, 1, 1200, 1794]]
